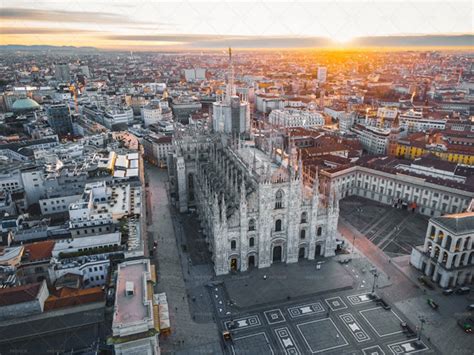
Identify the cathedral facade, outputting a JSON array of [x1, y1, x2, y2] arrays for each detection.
[[169, 128, 340, 276]]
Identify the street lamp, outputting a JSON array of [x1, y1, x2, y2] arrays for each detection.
[[352, 207, 363, 256], [418, 316, 426, 341], [371, 271, 379, 295]]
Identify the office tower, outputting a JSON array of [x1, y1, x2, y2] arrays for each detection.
[[47, 103, 73, 136], [55, 63, 71, 83], [317, 67, 327, 83], [212, 48, 250, 134]]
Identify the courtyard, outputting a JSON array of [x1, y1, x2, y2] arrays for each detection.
[[215, 288, 433, 355], [339, 196, 430, 257]]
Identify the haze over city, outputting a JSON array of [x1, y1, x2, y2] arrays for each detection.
[[1, 0, 473, 49]]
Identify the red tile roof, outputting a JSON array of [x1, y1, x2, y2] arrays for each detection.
[[0, 282, 43, 306], [23, 240, 55, 262], [44, 286, 104, 311]]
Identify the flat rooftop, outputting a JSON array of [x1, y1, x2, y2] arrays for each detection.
[[113, 259, 149, 327]]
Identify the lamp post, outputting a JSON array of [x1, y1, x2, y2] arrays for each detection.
[[371, 271, 379, 295], [352, 207, 363, 256], [418, 316, 426, 341]]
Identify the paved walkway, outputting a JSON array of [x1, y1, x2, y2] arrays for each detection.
[[338, 218, 420, 303], [145, 166, 220, 354], [338, 217, 474, 355]]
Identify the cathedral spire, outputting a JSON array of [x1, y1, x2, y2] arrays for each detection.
[[298, 155, 303, 181], [213, 193, 219, 221], [225, 47, 235, 104], [220, 194, 227, 225]]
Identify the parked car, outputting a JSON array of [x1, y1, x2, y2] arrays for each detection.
[[400, 322, 416, 337], [442, 288, 454, 295], [457, 318, 473, 333], [376, 298, 391, 310], [456, 287, 471, 295], [467, 304, 474, 311]]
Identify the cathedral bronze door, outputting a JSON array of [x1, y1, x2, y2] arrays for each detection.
[[299, 247, 305, 259], [230, 258, 237, 271], [273, 245, 282, 262], [315, 244, 322, 257], [248, 255, 255, 268]]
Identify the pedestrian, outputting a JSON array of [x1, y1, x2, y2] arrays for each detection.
[[175, 306, 178, 311]]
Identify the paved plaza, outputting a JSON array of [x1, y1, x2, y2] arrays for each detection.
[[339, 196, 429, 257], [213, 287, 434, 355], [218, 260, 354, 309]]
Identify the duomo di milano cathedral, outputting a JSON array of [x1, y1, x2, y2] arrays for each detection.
[[168, 48, 339, 276], [168, 129, 340, 276]]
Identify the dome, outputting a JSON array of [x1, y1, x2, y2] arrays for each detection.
[[12, 98, 40, 113]]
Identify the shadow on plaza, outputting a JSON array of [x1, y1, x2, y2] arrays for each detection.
[[216, 259, 354, 310]]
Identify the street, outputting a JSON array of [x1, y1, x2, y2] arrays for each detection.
[[145, 164, 221, 354]]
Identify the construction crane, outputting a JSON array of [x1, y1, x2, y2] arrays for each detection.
[[68, 81, 83, 113], [379, 109, 386, 129]]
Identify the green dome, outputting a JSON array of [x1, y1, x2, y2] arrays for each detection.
[[12, 98, 40, 113]]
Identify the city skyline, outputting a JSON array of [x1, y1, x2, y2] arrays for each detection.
[[1, 0, 473, 50]]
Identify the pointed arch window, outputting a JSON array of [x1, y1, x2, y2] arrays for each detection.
[[275, 189, 284, 209]]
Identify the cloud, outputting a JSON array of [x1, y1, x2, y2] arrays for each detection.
[[103, 34, 473, 48], [104, 34, 334, 48], [105, 34, 220, 42], [352, 35, 474, 47], [1, 27, 99, 35], [0, 7, 150, 25]]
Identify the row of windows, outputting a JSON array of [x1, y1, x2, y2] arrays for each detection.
[[247, 213, 309, 232], [43, 199, 66, 205], [1, 182, 19, 187], [87, 275, 105, 281], [88, 266, 105, 272], [230, 227, 323, 249], [336, 173, 461, 204], [43, 206, 67, 212], [75, 226, 110, 235]]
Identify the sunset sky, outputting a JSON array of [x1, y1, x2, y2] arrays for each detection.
[[1, 0, 473, 50]]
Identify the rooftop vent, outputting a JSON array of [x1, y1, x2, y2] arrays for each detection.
[[125, 281, 134, 296]]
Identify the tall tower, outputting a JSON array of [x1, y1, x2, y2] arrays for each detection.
[[388, 114, 400, 156], [55, 63, 70, 83], [212, 48, 250, 135]]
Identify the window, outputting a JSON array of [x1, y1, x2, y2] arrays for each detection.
[[301, 212, 307, 224], [300, 229, 306, 239], [275, 219, 282, 232], [275, 190, 284, 209], [231, 240, 236, 250], [317, 227, 322, 236], [249, 237, 255, 247], [248, 219, 255, 231]]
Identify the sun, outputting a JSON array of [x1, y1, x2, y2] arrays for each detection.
[[330, 32, 354, 44]]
